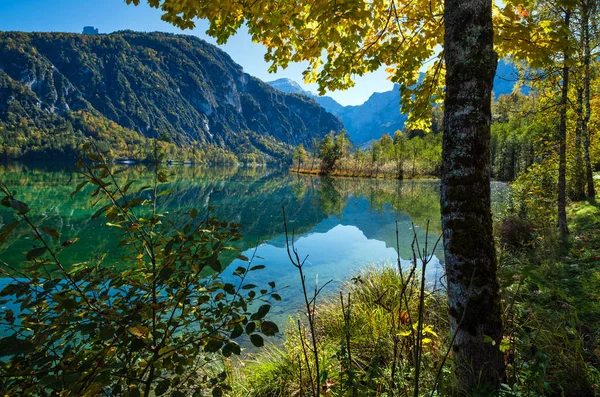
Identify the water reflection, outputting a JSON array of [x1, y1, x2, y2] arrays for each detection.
[[0, 163, 508, 327]]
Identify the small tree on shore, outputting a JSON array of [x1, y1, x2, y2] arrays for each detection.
[[293, 143, 308, 172], [318, 132, 342, 173]]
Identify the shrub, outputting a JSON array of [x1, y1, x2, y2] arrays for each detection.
[[499, 215, 535, 251], [0, 142, 279, 396]]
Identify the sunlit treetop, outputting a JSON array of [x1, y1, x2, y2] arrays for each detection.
[[127, 0, 567, 130], [495, 0, 580, 68]]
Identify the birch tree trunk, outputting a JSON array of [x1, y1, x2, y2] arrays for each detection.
[[442, 0, 506, 392]]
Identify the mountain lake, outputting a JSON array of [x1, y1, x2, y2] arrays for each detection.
[[0, 162, 510, 337]]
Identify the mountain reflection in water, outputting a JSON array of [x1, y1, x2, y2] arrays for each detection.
[[0, 163, 509, 329]]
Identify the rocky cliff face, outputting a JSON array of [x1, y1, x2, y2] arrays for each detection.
[[268, 61, 519, 145], [268, 78, 345, 115], [0, 31, 343, 159], [268, 78, 406, 145], [335, 85, 407, 144]]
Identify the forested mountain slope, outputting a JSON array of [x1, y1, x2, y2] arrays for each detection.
[[0, 31, 343, 161]]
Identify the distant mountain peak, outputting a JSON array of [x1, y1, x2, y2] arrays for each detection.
[[267, 78, 346, 120], [267, 78, 310, 94], [270, 78, 303, 87]]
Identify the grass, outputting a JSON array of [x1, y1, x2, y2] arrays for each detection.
[[229, 198, 600, 396], [499, 198, 600, 396], [230, 345, 300, 397], [230, 266, 450, 396]]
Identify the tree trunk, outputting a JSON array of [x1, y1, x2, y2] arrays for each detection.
[[412, 146, 417, 178], [311, 139, 318, 171], [509, 146, 516, 181], [442, 0, 506, 392], [557, 9, 571, 238], [583, 0, 596, 199], [573, 86, 586, 200]]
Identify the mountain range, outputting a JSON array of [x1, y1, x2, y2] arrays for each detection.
[[268, 60, 519, 144], [0, 29, 519, 161], [0, 31, 343, 161]]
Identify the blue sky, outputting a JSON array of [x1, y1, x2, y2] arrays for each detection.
[[0, 0, 393, 106]]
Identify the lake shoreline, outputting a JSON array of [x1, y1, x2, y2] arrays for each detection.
[[289, 167, 440, 180]]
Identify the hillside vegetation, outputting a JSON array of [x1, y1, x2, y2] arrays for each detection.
[[0, 31, 343, 163]]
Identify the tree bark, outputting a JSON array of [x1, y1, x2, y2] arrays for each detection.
[[574, 86, 586, 200], [572, 7, 585, 202], [311, 138, 318, 171], [557, 9, 571, 238], [442, 0, 506, 392], [582, 0, 596, 199]]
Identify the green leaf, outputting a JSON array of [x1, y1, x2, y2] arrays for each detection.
[[0, 220, 20, 243], [155, 379, 170, 396], [223, 283, 236, 294], [159, 266, 174, 281], [207, 252, 221, 272], [204, 338, 224, 353], [100, 325, 114, 341], [233, 266, 246, 276], [41, 226, 59, 241], [60, 298, 78, 310], [272, 293, 282, 301], [71, 181, 88, 199], [245, 322, 256, 334], [10, 199, 29, 215], [250, 304, 270, 320], [250, 334, 264, 347], [261, 321, 279, 336], [230, 325, 243, 339], [125, 197, 144, 208], [164, 239, 175, 256], [26, 247, 47, 261], [122, 180, 135, 194], [131, 338, 145, 352], [483, 335, 496, 346], [222, 341, 241, 357], [157, 171, 169, 183], [62, 237, 79, 247], [127, 388, 141, 397], [0, 335, 35, 357], [157, 189, 172, 197], [91, 204, 111, 219], [190, 208, 198, 219], [250, 265, 265, 271], [128, 325, 150, 339]]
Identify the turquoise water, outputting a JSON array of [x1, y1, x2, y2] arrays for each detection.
[[0, 163, 509, 330]]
